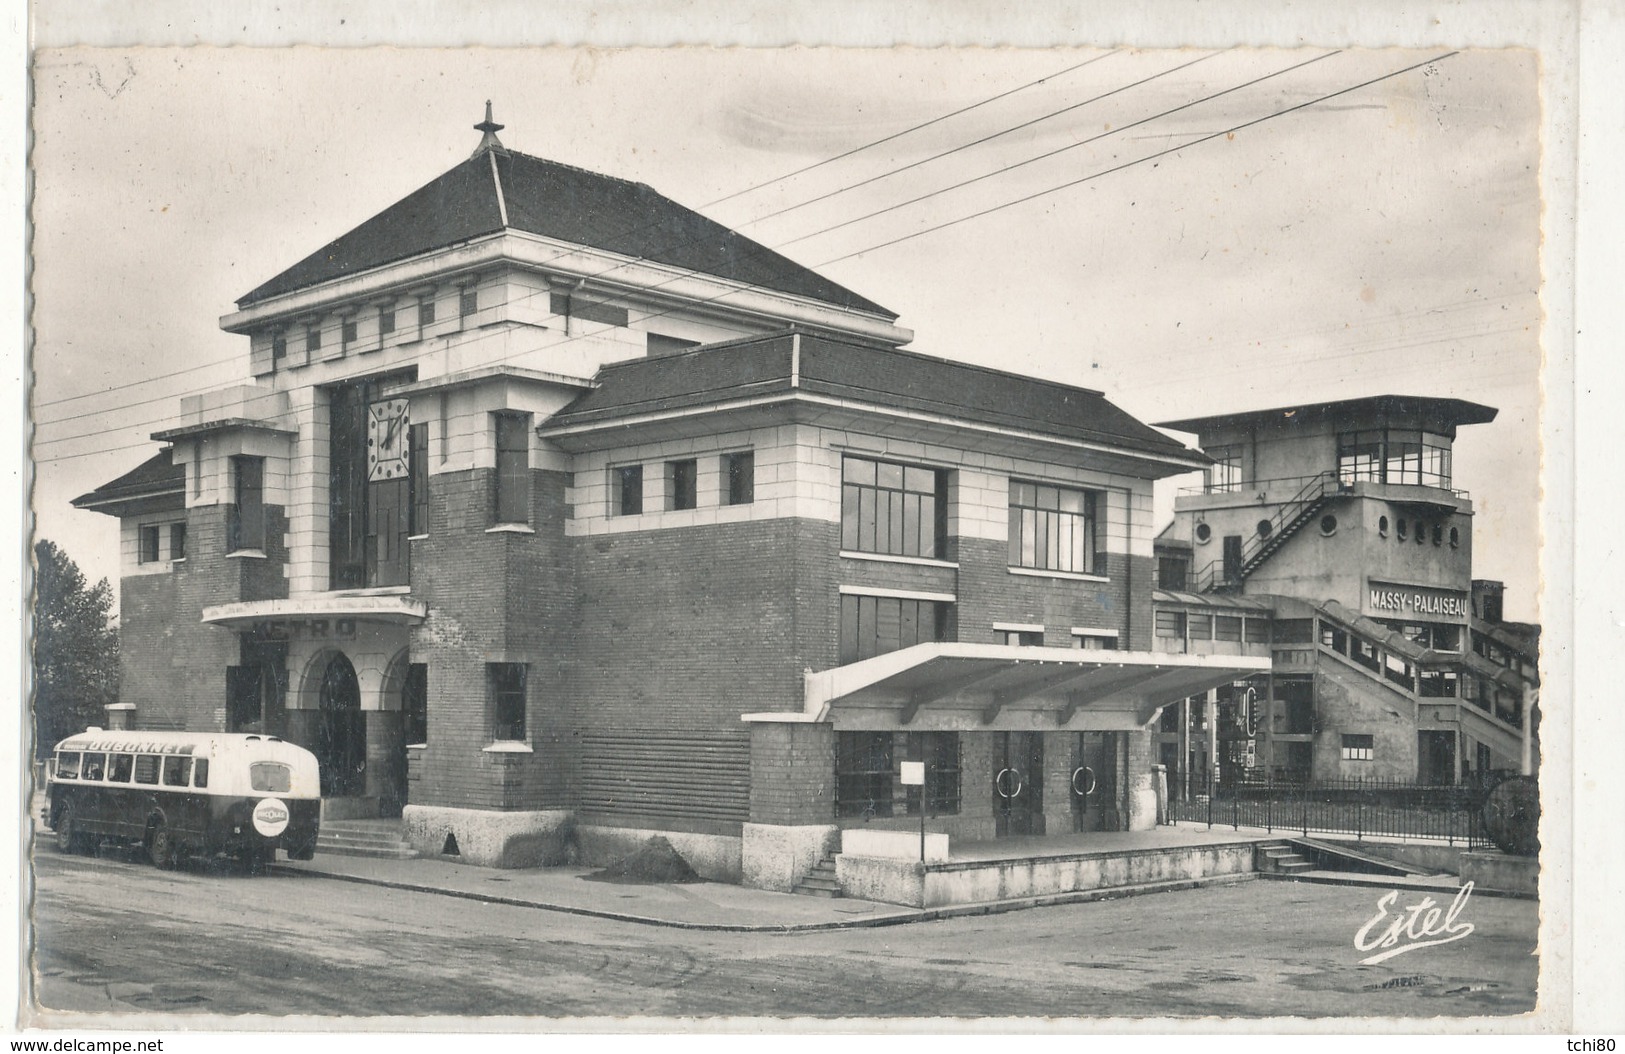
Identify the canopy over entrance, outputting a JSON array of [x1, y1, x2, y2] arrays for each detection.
[[788, 643, 1271, 730]]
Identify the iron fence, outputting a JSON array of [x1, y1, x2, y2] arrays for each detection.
[[1166, 774, 1492, 848]]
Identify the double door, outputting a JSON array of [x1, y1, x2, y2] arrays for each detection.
[[992, 732, 1044, 837], [1072, 731, 1120, 832]]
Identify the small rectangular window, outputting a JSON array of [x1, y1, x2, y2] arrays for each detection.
[[161, 755, 191, 787], [459, 287, 478, 319], [1074, 633, 1118, 651], [271, 333, 287, 361], [379, 306, 396, 336], [229, 456, 266, 552], [549, 292, 628, 329], [667, 459, 697, 511], [614, 465, 644, 516], [250, 762, 292, 793], [55, 752, 81, 780], [725, 451, 755, 506], [1340, 734, 1375, 761], [493, 413, 531, 524], [133, 755, 160, 785], [1215, 616, 1243, 642], [170, 522, 187, 561], [192, 758, 209, 788], [307, 325, 322, 353], [1244, 618, 1270, 644], [489, 663, 527, 742], [108, 753, 134, 783], [81, 753, 106, 781], [1272, 619, 1315, 645], [138, 524, 161, 564], [418, 297, 436, 329], [1187, 613, 1212, 640], [1000, 630, 1043, 647], [341, 319, 358, 347]]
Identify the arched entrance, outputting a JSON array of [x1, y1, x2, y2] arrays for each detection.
[[316, 653, 366, 797]]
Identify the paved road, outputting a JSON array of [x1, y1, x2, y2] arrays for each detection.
[[29, 847, 1538, 1021]]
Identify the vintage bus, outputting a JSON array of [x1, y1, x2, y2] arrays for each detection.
[[45, 730, 321, 869]]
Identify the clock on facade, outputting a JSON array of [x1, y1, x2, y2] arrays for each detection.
[[367, 398, 410, 481]]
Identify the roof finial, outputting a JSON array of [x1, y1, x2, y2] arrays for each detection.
[[472, 100, 508, 158]]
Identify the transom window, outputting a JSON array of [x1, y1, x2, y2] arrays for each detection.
[[841, 456, 946, 559], [1008, 481, 1100, 575]]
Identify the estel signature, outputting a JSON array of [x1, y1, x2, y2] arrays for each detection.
[[1353, 882, 1475, 964]]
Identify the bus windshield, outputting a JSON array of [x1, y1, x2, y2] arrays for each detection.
[[249, 762, 291, 793]]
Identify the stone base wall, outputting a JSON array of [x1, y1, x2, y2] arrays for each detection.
[[402, 804, 575, 868], [576, 824, 742, 883], [741, 822, 839, 892], [1460, 851, 1539, 896]]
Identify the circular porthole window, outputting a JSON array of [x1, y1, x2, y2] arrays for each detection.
[[1319, 514, 1338, 536], [1195, 522, 1212, 544], [1257, 519, 1274, 539], [1432, 524, 1443, 547], [1378, 515, 1389, 538], [1417, 524, 1427, 545], [1450, 526, 1460, 548], [1397, 519, 1408, 541]]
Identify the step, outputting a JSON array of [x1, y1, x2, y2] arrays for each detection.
[[1277, 860, 1315, 873], [792, 884, 841, 898], [315, 842, 419, 860]]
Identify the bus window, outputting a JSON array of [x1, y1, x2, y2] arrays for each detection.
[[55, 752, 81, 780], [108, 753, 134, 783], [192, 759, 209, 789], [81, 753, 106, 781], [249, 762, 291, 793], [134, 755, 160, 785], [161, 756, 191, 787]]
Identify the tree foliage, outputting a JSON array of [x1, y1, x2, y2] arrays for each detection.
[[33, 539, 119, 757]]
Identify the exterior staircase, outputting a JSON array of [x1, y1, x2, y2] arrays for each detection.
[[1196, 471, 1339, 592], [315, 818, 419, 860], [791, 853, 842, 898], [1255, 841, 1315, 876]]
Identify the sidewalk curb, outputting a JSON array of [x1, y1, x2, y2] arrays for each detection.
[[1257, 870, 1537, 900], [267, 864, 1260, 931]]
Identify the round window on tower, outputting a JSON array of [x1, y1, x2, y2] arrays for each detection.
[[1450, 526, 1460, 549], [1397, 519, 1408, 541], [1319, 514, 1338, 537], [1257, 520, 1274, 539], [1432, 524, 1443, 547], [1378, 515, 1389, 538], [1195, 522, 1212, 544]]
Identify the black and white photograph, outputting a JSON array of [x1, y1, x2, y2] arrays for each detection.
[[14, 4, 1617, 1036]]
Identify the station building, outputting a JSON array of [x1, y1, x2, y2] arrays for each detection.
[[72, 115, 1269, 883], [1147, 397, 1540, 794]]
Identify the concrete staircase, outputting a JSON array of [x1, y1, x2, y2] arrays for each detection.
[[316, 819, 419, 860], [1256, 841, 1315, 876], [791, 854, 842, 898]]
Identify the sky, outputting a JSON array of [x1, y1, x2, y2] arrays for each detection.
[[28, 46, 1543, 619]]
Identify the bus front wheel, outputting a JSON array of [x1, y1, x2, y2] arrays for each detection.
[[54, 804, 87, 855], [148, 819, 180, 870]]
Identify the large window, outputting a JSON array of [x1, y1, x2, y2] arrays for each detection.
[[833, 732, 965, 819], [1206, 445, 1242, 492], [1008, 481, 1100, 575], [839, 593, 953, 664], [228, 455, 266, 552], [836, 732, 894, 818], [1338, 429, 1452, 487], [493, 413, 531, 524], [488, 663, 527, 742], [841, 456, 946, 558], [1276, 676, 1316, 734], [408, 423, 429, 535]]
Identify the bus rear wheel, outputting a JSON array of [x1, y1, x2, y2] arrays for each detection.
[[148, 819, 180, 870], [54, 804, 87, 855]]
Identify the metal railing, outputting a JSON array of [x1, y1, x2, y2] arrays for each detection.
[[1191, 471, 1339, 592], [1167, 774, 1492, 848]]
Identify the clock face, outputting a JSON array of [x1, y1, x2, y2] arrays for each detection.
[[367, 398, 410, 482]]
